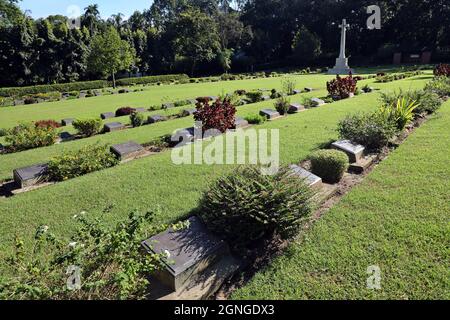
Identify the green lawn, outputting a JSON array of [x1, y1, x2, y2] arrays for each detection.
[[232, 100, 450, 300], [0, 73, 433, 276]]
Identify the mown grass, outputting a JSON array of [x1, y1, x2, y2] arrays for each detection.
[[232, 100, 450, 300], [0, 74, 432, 275]]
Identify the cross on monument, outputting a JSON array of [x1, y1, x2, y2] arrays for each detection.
[[328, 19, 355, 75]]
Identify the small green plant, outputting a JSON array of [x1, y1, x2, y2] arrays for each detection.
[[309, 150, 349, 183], [73, 119, 103, 137], [130, 112, 145, 127], [282, 78, 297, 95], [379, 98, 419, 130], [245, 114, 266, 125], [0, 208, 182, 300], [425, 76, 450, 98], [47, 144, 119, 181], [198, 166, 314, 250], [5, 123, 59, 151], [246, 91, 263, 103], [274, 96, 290, 115]]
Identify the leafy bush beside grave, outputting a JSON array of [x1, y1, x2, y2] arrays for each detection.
[[198, 166, 314, 249], [0, 209, 174, 300], [130, 112, 145, 127], [48, 144, 119, 181], [73, 119, 103, 137], [379, 98, 419, 130], [309, 150, 349, 184], [379, 89, 442, 116], [274, 96, 290, 115], [245, 114, 267, 125], [115, 107, 136, 117], [34, 119, 61, 129], [282, 78, 297, 96], [337, 112, 398, 150], [246, 91, 264, 103], [326, 74, 358, 99], [5, 123, 59, 152], [433, 63, 450, 77], [115, 74, 189, 86], [425, 76, 450, 98], [194, 98, 236, 133]]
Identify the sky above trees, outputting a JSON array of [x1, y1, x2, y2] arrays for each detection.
[[19, 0, 152, 19]]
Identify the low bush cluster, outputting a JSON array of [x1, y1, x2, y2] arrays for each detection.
[[73, 119, 103, 137], [34, 119, 61, 129], [130, 112, 145, 127], [326, 74, 358, 99], [245, 114, 266, 125], [375, 71, 422, 83], [379, 98, 419, 130], [425, 76, 450, 98], [5, 123, 59, 152], [115, 74, 189, 86], [246, 91, 263, 103], [309, 150, 349, 183], [194, 98, 236, 133], [115, 107, 136, 117], [380, 89, 442, 115], [274, 96, 290, 115], [47, 144, 119, 181], [199, 166, 314, 249]]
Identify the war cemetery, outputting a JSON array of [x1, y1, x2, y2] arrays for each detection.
[[0, 1, 449, 303]]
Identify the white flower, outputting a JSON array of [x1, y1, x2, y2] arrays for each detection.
[[68, 242, 77, 248], [164, 250, 171, 258], [42, 225, 49, 233]]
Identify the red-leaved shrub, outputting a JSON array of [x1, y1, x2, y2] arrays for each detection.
[[115, 107, 136, 117], [326, 74, 358, 99], [434, 64, 450, 77], [194, 98, 236, 133], [35, 119, 61, 129]]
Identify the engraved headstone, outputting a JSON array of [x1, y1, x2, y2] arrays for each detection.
[[234, 117, 249, 129], [290, 165, 323, 188], [148, 115, 168, 124], [104, 122, 125, 133], [134, 107, 147, 113], [13, 163, 48, 188], [171, 127, 195, 147], [310, 98, 325, 107], [331, 140, 365, 163], [162, 103, 175, 109], [100, 112, 115, 120], [61, 118, 75, 126], [304, 87, 313, 92], [293, 89, 302, 95], [259, 109, 281, 120], [261, 95, 271, 101], [142, 216, 229, 292], [288, 104, 305, 114], [110, 141, 145, 161], [59, 132, 73, 141]]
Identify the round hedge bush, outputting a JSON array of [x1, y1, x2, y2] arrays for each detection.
[[198, 166, 314, 250], [309, 150, 349, 183]]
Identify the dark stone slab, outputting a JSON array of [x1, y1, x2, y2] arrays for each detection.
[[293, 89, 302, 95], [310, 98, 325, 107], [142, 216, 229, 292], [234, 117, 249, 129], [162, 102, 175, 109], [111, 141, 145, 161], [288, 103, 305, 114], [61, 118, 75, 126], [290, 165, 322, 188], [259, 109, 281, 120], [13, 163, 48, 188], [59, 131, 74, 141], [148, 115, 168, 124], [261, 95, 271, 101], [304, 87, 313, 92], [331, 140, 365, 163], [171, 127, 195, 147], [104, 122, 125, 133], [181, 109, 196, 117], [134, 107, 147, 113], [100, 112, 115, 120]]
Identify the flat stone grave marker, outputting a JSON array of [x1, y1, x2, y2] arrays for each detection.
[[310, 98, 325, 107], [14, 99, 25, 106], [61, 118, 75, 126], [290, 165, 323, 188], [148, 115, 168, 124], [234, 117, 249, 129], [100, 112, 115, 120], [111, 141, 145, 161], [304, 87, 313, 92], [261, 95, 271, 101], [288, 103, 305, 114], [162, 102, 175, 109], [134, 107, 147, 113], [79, 92, 87, 98], [331, 140, 365, 163], [293, 89, 302, 95], [142, 216, 229, 292], [13, 163, 48, 188], [208, 96, 219, 101], [258, 88, 269, 92], [181, 109, 196, 117], [59, 132, 74, 141], [171, 127, 195, 146], [259, 109, 281, 120], [188, 99, 197, 105], [104, 122, 125, 133]]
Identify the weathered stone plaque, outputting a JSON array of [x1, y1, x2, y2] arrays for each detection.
[[288, 104, 305, 114], [148, 115, 168, 124], [142, 216, 229, 292], [304, 87, 313, 92], [13, 163, 48, 188], [104, 122, 125, 133], [208, 96, 219, 101], [110, 141, 145, 161], [331, 140, 365, 163], [188, 99, 197, 105], [59, 132, 73, 141], [61, 118, 75, 126], [234, 117, 249, 129], [293, 89, 302, 95], [310, 98, 325, 107], [261, 95, 271, 101], [290, 165, 323, 188], [259, 109, 281, 120], [171, 127, 195, 147], [134, 107, 147, 113], [162, 103, 175, 109], [100, 112, 115, 120], [181, 109, 196, 117]]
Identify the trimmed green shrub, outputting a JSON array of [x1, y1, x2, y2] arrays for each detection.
[[0, 128, 8, 137], [309, 150, 349, 183], [0, 80, 109, 98], [246, 91, 263, 103], [245, 114, 266, 125], [282, 78, 297, 95], [48, 144, 119, 181], [130, 112, 145, 127], [115, 74, 189, 86], [337, 112, 398, 150], [274, 96, 290, 115], [198, 166, 314, 249], [425, 76, 450, 98], [73, 119, 103, 137], [5, 123, 59, 151], [0, 209, 175, 300]]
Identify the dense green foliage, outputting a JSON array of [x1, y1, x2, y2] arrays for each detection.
[[309, 150, 349, 183], [115, 74, 189, 86], [0, 81, 108, 97], [130, 112, 145, 128], [425, 76, 450, 97], [198, 166, 314, 249], [5, 122, 59, 151], [72, 119, 103, 137], [47, 144, 119, 181], [379, 89, 443, 115], [274, 96, 290, 115]]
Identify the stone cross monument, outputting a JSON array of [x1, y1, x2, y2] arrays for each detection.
[[328, 19, 355, 75]]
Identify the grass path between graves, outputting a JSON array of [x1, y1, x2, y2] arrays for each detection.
[[0, 74, 432, 275], [232, 100, 450, 300]]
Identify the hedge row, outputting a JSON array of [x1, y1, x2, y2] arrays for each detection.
[[115, 74, 189, 86], [0, 80, 109, 97]]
